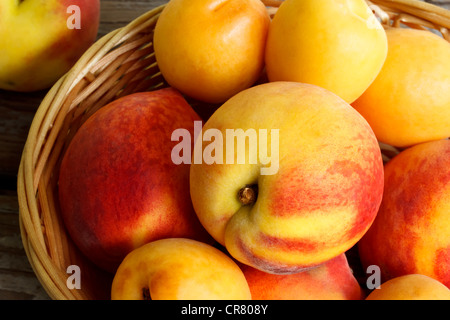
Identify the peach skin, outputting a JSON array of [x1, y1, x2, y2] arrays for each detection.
[[190, 81, 384, 274], [352, 28, 450, 148], [154, 0, 270, 104], [58, 88, 212, 273], [241, 253, 363, 300], [366, 274, 450, 300], [265, 0, 387, 103], [111, 238, 252, 300], [0, 0, 100, 91], [358, 139, 450, 288]]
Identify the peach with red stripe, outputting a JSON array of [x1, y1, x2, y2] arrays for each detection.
[[190, 82, 384, 273], [359, 139, 450, 287]]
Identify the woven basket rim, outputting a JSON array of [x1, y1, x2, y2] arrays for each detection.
[[17, 5, 166, 300], [17, 0, 450, 300]]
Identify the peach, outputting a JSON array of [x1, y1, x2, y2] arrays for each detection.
[[0, 0, 100, 92], [358, 139, 450, 288], [366, 274, 450, 300], [352, 28, 450, 148], [265, 0, 387, 103], [111, 238, 251, 300], [58, 88, 212, 273], [153, 0, 270, 104], [189, 81, 384, 274], [241, 253, 363, 300]]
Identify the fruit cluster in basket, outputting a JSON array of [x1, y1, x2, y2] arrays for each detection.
[[55, 0, 449, 300]]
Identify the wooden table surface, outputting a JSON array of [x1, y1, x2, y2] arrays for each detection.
[[0, 0, 448, 300], [0, 0, 167, 300]]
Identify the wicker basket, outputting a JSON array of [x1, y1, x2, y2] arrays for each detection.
[[17, 0, 450, 300]]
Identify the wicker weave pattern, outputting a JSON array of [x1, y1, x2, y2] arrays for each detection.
[[18, 6, 166, 300], [368, 0, 450, 38], [17, 1, 450, 300]]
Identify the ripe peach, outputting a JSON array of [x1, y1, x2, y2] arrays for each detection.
[[358, 139, 450, 287], [154, 0, 270, 104], [265, 0, 387, 103], [241, 254, 363, 300], [58, 88, 212, 273], [366, 274, 450, 300], [111, 238, 251, 300], [0, 0, 100, 92], [352, 28, 450, 147], [189, 81, 384, 274]]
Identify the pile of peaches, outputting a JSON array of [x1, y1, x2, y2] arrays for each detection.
[[57, 0, 450, 300]]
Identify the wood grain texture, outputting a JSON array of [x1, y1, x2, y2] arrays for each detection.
[[0, 0, 448, 300], [0, 0, 167, 300]]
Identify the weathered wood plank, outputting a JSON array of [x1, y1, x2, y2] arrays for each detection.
[[426, 0, 450, 10], [0, 105, 37, 185], [0, 191, 51, 299], [98, 0, 168, 37]]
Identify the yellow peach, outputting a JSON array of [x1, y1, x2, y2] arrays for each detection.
[[0, 0, 100, 92], [352, 28, 450, 147], [189, 81, 384, 274], [265, 0, 387, 103], [111, 238, 251, 300], [366, 274, 450, 300], [154, 0, 270, 104]]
